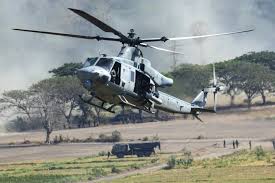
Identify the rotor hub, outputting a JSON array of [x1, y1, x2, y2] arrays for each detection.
[[128, 29, 136, 39]]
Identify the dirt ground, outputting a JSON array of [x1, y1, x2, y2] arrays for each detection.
[[0, 107, 275, 164]]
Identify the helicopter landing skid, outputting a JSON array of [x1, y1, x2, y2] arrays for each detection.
[[79, 95, 116, 114], [118, 95, 155, 114]]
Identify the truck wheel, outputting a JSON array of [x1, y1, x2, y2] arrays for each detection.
[[137, 152, 144, 157], [117, 153, 124, 158], [144, 152, 152, 157]]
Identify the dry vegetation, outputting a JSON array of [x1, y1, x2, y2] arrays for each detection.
[[0, 154, 164, 183], [111, 149, 275, 183], [1, 147, 275, 183]]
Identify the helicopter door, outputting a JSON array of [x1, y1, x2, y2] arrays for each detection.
[[121, 65, 135, 92], [110, 62, 121, 85]]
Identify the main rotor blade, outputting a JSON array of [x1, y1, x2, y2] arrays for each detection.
[[141, 29, 254, 43], [140, 43, 184, 55], [168, 29, 254, 41], [68, 8, 129, 41], [13, 29, 121, 42]]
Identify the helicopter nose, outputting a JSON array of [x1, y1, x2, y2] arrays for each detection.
[[77, 66, 111, 84]]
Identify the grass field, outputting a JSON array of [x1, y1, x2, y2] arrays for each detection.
[[0, 154, 164, 183], [1, 149, 275, 183], [111, 149, 275, 183]]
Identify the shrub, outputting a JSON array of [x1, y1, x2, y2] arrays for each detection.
[[142, 136, 149, 141], [152, 134, 160, 141], [98, 134, 109, 142], [151, 158, 159, 164], [111, 166, 121, 173], [197, 135, 205, 140], [130, 163, 140, 169], [255, 146, 266, 160], [5, 117, 42, 132], [111, 130, 122, 142], [98, 151, 107, 156], [92, 168, 107, 177], [22, 139, 31, 144], [177, 151, 193, 169], [83, 136, 95, 142], [167, 155, 176, 169], [97, 131, 122, 142]]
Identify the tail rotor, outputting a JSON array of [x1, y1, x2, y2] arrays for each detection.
[[211, 63, 225, 112]]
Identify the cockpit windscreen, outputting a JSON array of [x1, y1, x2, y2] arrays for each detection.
[[83, 57, 98, 67], [96, 58, 114, 71]]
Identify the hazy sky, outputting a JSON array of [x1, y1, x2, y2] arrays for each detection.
[[0, 0, 274, 93]]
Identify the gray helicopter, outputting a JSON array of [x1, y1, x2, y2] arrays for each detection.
[[14, 8, 253, 121]]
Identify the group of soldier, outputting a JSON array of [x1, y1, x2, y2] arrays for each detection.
[[223, 140, 275, 150], [223, 140, 252, 150]]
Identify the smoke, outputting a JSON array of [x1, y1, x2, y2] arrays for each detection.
[[0, 0, 274, 93]]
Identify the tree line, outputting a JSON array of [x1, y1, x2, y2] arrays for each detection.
[[165, 51, 275, 108], [1, 51, 275, 142], [0, 65, 104, 143]]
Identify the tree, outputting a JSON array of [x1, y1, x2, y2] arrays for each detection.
[[236, 51, 275, 70], [216, 61, 242, 106], [77, 99, 95, 127], [165, 64, 211, 99], [52, 76, 87, 128], [0, 90, 34, 121], [49, 63, 83, 77], [30, 79, 62, 143], [256, 68, 275, 104], [235, 62, 272, 108], [94, 107, 103, 127]]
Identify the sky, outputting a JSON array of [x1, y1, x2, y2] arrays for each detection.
[[0, 0, 275, 93]]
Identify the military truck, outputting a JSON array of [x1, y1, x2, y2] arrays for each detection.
[[111, 141, 160, 158]]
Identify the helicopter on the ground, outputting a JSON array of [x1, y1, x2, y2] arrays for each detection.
[[14, 8, 253, 121]]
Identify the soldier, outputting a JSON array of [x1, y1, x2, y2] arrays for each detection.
[[236, 140, 239, 149], [233, 140, 235, 149], [107, 151, 111, 159], [223, 140, 226, 148], [249, 140, 252, 150], [272, 140, 275, 150]]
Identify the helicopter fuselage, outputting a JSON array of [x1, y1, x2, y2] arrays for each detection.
[[77, 49, 193, 114]]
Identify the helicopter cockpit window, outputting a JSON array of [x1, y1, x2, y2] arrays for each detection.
[[83, 57, 98, 67], [96, 58, 114, 71]]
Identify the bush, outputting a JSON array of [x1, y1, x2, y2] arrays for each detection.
[[177, 151, 193, 169], [97, 131, 122, 142], [197, 135, 205, 140], [111, 130, 122, 142], [152, 134, 160, 141], [130, 163, 140, 169], [53, 135, 63, 144], [255, 146, 266, 160], [83, 136, 95, 142], [166, 155, 176, 169], [5, 117, 42, 132], [111, 166, 121, 173], [86, 168, 107, 179], [141, 135, 159, 141], [142, 136, 149, 141], [22, 139, 31, 144], [98, 151, 107, 156], [151, 158, 159, 164], [93, 168, 107, 177]]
